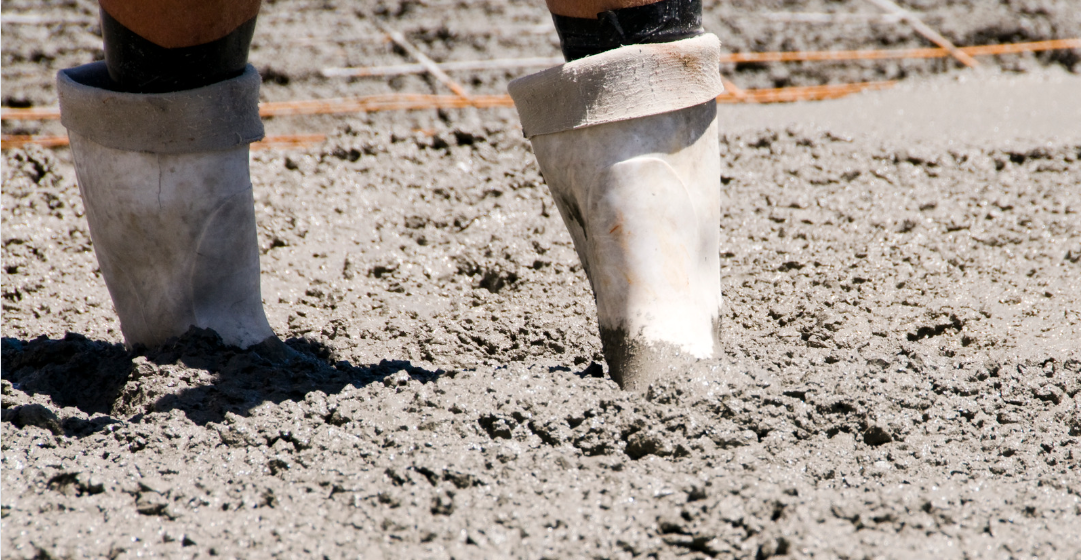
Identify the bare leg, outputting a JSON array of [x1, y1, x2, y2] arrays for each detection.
[[544, 0, 703, 61], [545, 0, 662, 18], [99, 0, 261, 92]]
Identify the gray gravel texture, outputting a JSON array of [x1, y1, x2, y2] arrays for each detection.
[[3, 0, 1081, 558]]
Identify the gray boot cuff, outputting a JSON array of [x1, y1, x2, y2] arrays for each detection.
[[57, 62, 265, 154], [508, 34, 723, 138]]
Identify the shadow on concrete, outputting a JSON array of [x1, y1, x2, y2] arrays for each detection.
[[1, 328, 445, 431]]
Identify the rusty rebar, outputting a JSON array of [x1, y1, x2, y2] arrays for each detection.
[[2, 81, 902, 151], [2, 38, 1077, 134], [372, 21, 472, 99], [1, 134, 328, 150], [716, 81, 897, 104], [718, 38, 1079, 63], [322, 57, 565, 78], [865, 0, 979, 67]]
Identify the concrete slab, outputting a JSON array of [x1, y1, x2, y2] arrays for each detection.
[[720, 68, 1081, 149]]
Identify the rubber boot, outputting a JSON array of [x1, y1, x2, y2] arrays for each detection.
[[56, 62, 276, 349], [509, 35, 725, 391]]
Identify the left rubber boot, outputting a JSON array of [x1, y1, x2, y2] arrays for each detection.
[[509, 35, 725, 391], [56, 62, 276, 349]]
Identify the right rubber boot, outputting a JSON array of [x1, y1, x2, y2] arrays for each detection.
[[56, 62, 276, 349], [509, 35, 725, 391]]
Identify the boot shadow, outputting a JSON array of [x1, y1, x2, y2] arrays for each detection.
[[1, 328, 446, 432], [548, 362, 606, 380]]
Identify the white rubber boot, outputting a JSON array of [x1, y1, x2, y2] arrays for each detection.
[[509, 35, 725, 391], [57, 63, 275, 349]]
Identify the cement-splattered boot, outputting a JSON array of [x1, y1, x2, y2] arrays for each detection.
[[509, 34, 724, 391], [56, 62, 276, 349]]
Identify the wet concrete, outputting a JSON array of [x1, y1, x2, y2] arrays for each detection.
[[723, 69, 1081, 148], [3, 0, 1081, 558]]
